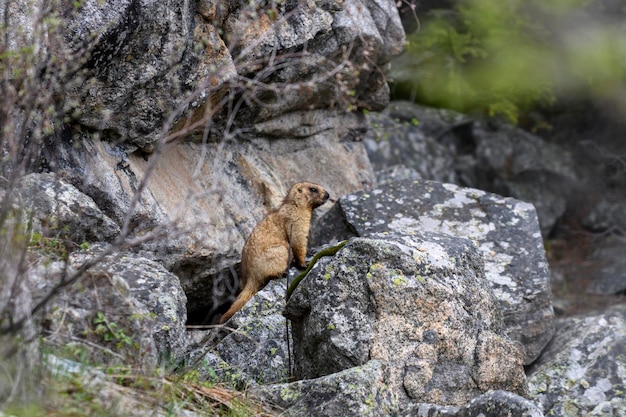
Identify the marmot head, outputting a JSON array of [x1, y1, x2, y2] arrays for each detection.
[[287, 181, 330, 209]]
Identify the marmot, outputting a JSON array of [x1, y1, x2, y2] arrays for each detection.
[[220, 182, 330, 323]]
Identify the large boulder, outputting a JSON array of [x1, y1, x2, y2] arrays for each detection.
[[13, 173, 120, 244], [286, 232, 528, 407], [33, 247, 188, 369], [312, 179, 554, 364]]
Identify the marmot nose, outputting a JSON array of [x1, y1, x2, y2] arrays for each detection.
[[323, 191, 330, 201]]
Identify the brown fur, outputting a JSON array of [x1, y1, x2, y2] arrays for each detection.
[[220, 182, 329, 323]]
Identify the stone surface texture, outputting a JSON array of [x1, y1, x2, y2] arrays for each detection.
[[527, 304, 626, 417], [312, 179, 554, 364], [286, 232, 528, 406], [34, 247, 188, 368]]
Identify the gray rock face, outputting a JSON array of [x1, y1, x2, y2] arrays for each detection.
[[251, 360, 398, 417], [313, 179, 554, 364], [54, 0, 405, 148], [63, 0, 236, 149], [364, 102, 461, 184], [34, 248, 188, 368], [14, 173, 120, 243], [286, 233, 527, 406], [528, 304, 626, 417], [9, 0, 406, 325], [189, 279, 291, 387], [363, 101, 580, 237]]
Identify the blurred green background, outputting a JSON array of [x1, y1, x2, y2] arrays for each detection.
[[392, 0, 626, 126]]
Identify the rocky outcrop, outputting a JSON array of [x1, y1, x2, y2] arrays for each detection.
[[312, 179, 554, 364], [30, 0, 405, 150], [6, 0, 406, 322], [46, 119, 374, 321]]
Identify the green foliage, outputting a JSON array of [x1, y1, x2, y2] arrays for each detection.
[[93, 312, 133, 349], [396, 0, 625, 123], [29, 231, 68, 260]]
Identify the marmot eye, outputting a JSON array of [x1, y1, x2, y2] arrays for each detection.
[[310, 187, 318, 193]]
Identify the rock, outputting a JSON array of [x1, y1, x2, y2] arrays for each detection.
[[62, 0, 236, 149], [223, 0, 405, 119], [402, 390, 544, 417], [527, 304, 626, 417], [286, 233, 528, 406], [251, 360, 398, 417], [363, 102, 461, 184], [455, 118, 580, 238], [454, 390, 544, 417], [586, 237, 626, 295], [53, 0, 404, 148], [34, 247, 188, 368], [363, 102, 581, 237], [189, 279, 292, 387], [311, 179, 554, 364], [13, 173, 120, 243]]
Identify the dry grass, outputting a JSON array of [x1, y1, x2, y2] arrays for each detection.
[[29, 364, 280, 417]]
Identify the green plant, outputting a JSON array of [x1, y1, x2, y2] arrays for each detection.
[[394, 0, 626, 123], [398, 0, 555, 123], [93, 312, 133, 350], [29, 231, 69, 260]]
